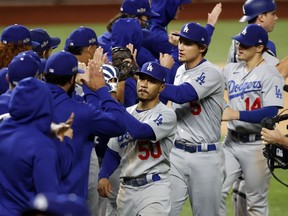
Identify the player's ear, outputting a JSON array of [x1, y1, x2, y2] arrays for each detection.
[[159, 83, 165, 93], [256, 45, 265, 53]]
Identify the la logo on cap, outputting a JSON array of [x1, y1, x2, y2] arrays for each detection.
[[137, 8, 146, 13], [241, 27, 247, 35], [146, 63, 153, 71], [183, 24, 189, 33]]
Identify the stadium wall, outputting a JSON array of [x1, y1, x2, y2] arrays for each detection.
[[0, 1, 288, 25]]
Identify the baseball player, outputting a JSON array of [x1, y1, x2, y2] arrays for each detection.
[[219, 24, 284, 216], [226, 0, 279, 214], [160, 22, 225, 216], [30, 28, 61, 59], [97, 62, 177, 216]]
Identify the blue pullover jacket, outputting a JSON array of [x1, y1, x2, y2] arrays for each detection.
[[0, 78, 60, 216]]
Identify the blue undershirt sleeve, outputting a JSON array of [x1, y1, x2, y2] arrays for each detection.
[[160, 82, 199, 104], [98, 148, 121, 180], [205, 24, 215, 37], [124, 111, 156, 140], [239, 106, 279, 124]]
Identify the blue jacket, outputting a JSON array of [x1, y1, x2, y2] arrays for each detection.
[[47, 84, 126, 199], [0, 78, 60, 216], [0, 89, 12, 115]]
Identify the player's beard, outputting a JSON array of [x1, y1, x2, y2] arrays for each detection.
[[67, 82, 76, 98]]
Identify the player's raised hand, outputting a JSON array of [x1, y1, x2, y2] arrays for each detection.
[[92, 46, 106, 65], [126, 43, 137, 61], [159, 53, 174, 69], [75, 62, 89, 85], [51, 112, 74, 142], [81, 59, 106, 91], [97, 178, 112, 198], [169, 31, 180, 46], [207, 3, 222, 27]]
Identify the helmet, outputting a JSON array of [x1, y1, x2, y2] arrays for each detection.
[[239, 0, 277, 22]]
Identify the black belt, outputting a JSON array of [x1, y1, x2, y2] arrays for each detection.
[[122, 174, 161, 187], [175, 142, 217, 153], [230, 130, 262, 142]]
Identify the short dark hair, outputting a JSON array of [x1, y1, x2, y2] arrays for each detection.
[[65, 46, 84, 55], [44, 73, 75, 86]]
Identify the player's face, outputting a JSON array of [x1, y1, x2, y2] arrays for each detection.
[[137, 74, 164, 102], [178, 38, 206, 66], [258, 10, 278, 32], [236, 42, 260, 62]]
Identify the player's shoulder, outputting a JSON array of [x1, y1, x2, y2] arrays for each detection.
[[156, 102, 177, 120], [126, 104, 138, 113]]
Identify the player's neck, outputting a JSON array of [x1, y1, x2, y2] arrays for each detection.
[[137, 99, 160, 111], [185, 57, 204, 70], [245, 56, 264, 72]]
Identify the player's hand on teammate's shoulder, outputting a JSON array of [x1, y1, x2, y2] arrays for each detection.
[[97, 178, 112, 198], [51, 112, 74, 142]]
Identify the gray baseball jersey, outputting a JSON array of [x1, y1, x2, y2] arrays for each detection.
[[108, 102, 177, 178], [223, 61, 284, 134], [172, 60, 224, 144]]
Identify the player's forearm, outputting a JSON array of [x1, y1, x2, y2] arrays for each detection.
[[161, 82, 198, 103], [98, 148, 121, 180]]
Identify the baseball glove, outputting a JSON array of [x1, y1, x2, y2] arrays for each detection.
[[112, 46, 138, 82]]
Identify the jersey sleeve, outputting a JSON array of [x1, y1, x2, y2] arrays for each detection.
[[262, 66, 284, 108], [142, 107, 177, 142], [189, 64, 224, 100]]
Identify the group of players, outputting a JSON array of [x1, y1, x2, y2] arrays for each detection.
[[0, 0, 287, 216]]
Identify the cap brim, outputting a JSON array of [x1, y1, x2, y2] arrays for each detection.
[[232, 35, 254, 47], [135, 71, 163, 83], [50, 37, 61, 49], [31, 41, 40, 49], [172, 32, 194, 42], [239, 15, 252, 23], [150, 10, 160, 17]]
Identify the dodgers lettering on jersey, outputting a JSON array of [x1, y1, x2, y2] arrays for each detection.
[[108, 102, 177, 178], [223, 61, 284, 133]]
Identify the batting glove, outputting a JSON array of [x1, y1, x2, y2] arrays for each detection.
[[102, 64, 119, 93]]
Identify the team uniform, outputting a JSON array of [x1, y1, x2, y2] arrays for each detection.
[[219, 61, 284, 216], [161, 60, 225, 216], [107, 102, 177, 216]]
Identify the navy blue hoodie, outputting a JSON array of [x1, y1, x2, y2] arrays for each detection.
[[0, 78, 60, 216], [47, 83, 126, 199]]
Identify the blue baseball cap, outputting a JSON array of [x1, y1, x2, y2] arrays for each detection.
[[30, 28, 61, 52], [120, 0, 159, 17], [65, 26, 98, 49], [0, 68, 9, 94], [240, 0, 277, 22], [232, 24, 268, 47], [21, 193, 90, 216], [135, 62, 166, 83], [0, 24, 40, 48], [172, 22, 210, 46], [8, 55, 39, 85], [45, 51, 84, 75], [17, 50, 46, 73]]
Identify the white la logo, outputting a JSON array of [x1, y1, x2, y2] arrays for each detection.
[[183, 24, 189, 33], [147, 63, 153, 71], [241, 27, 247, 35]]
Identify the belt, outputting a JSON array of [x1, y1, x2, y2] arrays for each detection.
[[175, 142, 217, 153], [230, 130, 262, 142], [122, 174, 162, 187]]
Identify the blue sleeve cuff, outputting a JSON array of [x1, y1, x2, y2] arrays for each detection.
[[98, 148, 121, 180], [239, 106, 279, 123], [205, 24, 215, 37]]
